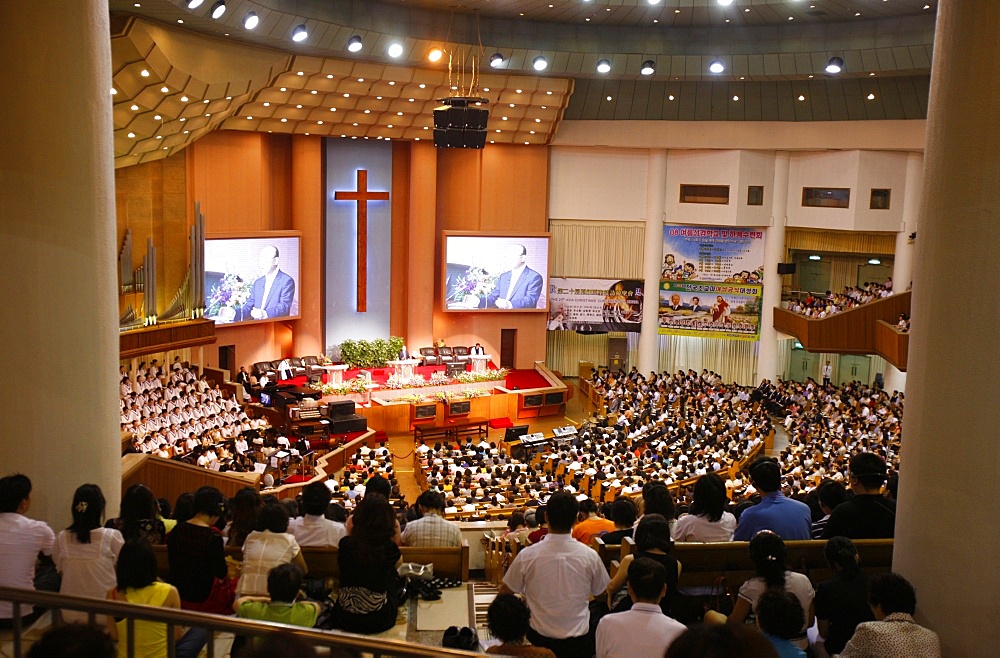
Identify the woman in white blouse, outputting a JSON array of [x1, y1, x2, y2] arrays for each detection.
[[672, 473, 737, 542], [237, 503, 307, 597]]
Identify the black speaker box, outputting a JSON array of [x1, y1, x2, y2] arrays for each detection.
[[777, 262, 797, 275], [325, 400, 356, 418], [433, 104, 488, 149], [329, 414, 368, 435]]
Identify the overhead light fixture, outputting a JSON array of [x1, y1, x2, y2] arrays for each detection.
[[709, 60, 725, 73], [186, 0, 204, 8], [490, 53, 505, 68], [210, 1, 226, 19], [428, 47, 444, 63], [243, 11, 259, 29], [533, 56, 548, 71], [718, 0, 733, 5], [596, 59, 611, 74], [640, 60, 656, 75], [387, 42, 404, 58], [809, 255, 822, 261], [347, 35, 363, 52], [825, 56, 844, 74], [291, 24, 308, 42], [868, 258, 881, 265]]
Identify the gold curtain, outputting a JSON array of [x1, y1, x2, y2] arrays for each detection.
[[549, 219, 646, 278], [657, 334, 759, 386], [545, 331, 610, 376], [786, 228, 896, 255]]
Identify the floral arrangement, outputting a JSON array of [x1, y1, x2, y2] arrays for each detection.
[[310, 377, 370, 396], [446, 266, 498, 303], [454, 368, 509, 384], [206, 273, 252, 319], [384, 373, 427, 389]]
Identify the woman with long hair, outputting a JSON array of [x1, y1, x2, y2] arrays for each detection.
[[166, 486, 232, 614], [672, 473, 737, 542], [815, 536, 874, 654], [105, 484, 165, 544], [603, 513, 681, 615], [333, 494, 402, 634], [225, 487, 263, 548], [726, 530, 814, 649], [54, 484, 124, 623]]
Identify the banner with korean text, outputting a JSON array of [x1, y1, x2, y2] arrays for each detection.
[[547, 278, 644, 333], [659, 226, 765, 340]]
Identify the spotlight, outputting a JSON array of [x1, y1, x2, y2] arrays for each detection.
[[186, 0, 204, 8], [243, 11, 259, 30], [596, 59, 611, 74], [387, 42, 404, 58], [291, 24, 308, 42], [428, 47, 443, 63], [718, 0, 733, 5], [825, 56, 844, 74], [347, 35, 363, 53], [709, 60, 725, 73], [640, 60, 655, 75], [210, 1, 226, 19], [533, 56, 548, 71], [490, 53, 505, 68]]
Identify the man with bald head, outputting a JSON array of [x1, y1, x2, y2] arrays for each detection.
[[481, 244, 543, 309], [243, 245, 295, 319]]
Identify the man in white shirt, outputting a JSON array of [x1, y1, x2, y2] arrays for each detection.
[[0, 474, 56, 627], [501, 491, 610, 657], [287, 481, 346, 547], [596, 557, 686, 658]]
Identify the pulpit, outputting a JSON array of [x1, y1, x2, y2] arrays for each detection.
[[388, 358, 421, 379], [470, 354, 492, 373], [320, 364, 349, 384]]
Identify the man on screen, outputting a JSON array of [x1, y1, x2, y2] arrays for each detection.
[[476, 244, 543, 309], [243, 245, 295, 319]]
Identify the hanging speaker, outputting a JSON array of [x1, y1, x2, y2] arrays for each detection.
[[433, 97, 489, 149]]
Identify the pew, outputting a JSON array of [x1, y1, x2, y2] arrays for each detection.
[[153, 542, 470, 583]]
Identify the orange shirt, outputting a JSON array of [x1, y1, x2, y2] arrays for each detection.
[[571, 517, 616, 545]]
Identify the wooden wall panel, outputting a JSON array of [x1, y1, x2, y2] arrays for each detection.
[[290, 135, 324, 356], [480, 145, 549, 230], [773, 292, 911, 355]]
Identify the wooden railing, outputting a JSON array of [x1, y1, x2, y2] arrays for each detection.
[[773, 291, 911, 355], [121, 453, 260, 505], [874, 320, 909, 372], [119, 318, 216, 359]]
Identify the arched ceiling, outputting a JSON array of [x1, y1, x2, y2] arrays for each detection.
[[108, 0, 936, 166]]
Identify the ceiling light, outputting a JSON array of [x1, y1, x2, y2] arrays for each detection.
[[387, 42, 404, 58], [649, 0, 662, 4], [867, 93, 876, 100], [709, 61, 725, 73], [596, 59, 611, 74], [490, 53, 505, 68], [130, 104, 139, 111], [428, 47, 443, 62], [140, 69, 149, 77], [798, 95, 806, 101], [809, 255, 822, 261], [210, 1, 226, 19], [127, 132, 135, 138], [186, 0, 204, 8], [533, 56, 548, 71], [291, 25, 308, 42], [825, 56, 844, 74], [868, 258, 881, 265], [732, 95, 740, 101], [640, 60, 655, 75], [718, 0, 733, 5], [110, 88, 117, 95], [347, 36, 363, 52], [243, 11, 259, 30], [160, 86, 169, 93]]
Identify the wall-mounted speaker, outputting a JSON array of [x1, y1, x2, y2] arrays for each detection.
[[777, 263, 796, 275]]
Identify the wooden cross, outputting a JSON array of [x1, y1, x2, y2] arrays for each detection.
[[334, 169, 389, 312]]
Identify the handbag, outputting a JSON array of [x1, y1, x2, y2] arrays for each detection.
[[704, 575, 735, 617]]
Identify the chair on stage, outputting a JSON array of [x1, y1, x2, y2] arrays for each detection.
[[419, 347, 440, 365], [437, 346, 456, 365], [452, 346, 472, 365]]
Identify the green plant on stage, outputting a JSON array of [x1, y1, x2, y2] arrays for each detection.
[[338, 336, 405, 368]]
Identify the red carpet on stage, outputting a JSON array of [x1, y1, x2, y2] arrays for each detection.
[[278, 363, 553, 391]]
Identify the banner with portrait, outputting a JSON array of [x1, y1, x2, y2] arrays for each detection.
[[659, 225, 766, 340], [547, 278, 644, 333]]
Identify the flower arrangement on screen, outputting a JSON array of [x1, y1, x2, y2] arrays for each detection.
[[206, 273, 252, 319], [447, 266, 498, 302]]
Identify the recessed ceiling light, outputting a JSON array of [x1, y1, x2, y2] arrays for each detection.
[[243, 11, 259, 30], [535, 118, 541, 123], [428, 48, 443, 62], [263, 102, 270, 106], [596, 59, 611, 74], [291, 24, 308, 42], [809, 255, 822, 261], [732, 95, 739, 101], [153, 114, 161, 120], [181, 96, 188, 102], [855, 12, 861, 16], [327, 74, 334, 79], [419, 84, 425, 89], [387, 42, 404, 58], [186, 0, 204, 8], [533, 56, 548, 71], [389, 81, 396, 85], [867, 93, 876, 100], [606, 96, 613, 101], [110, 88, 117, 95], [709, 61, 725, 73], [490, 53, 505, 68], [140, 69, 149, 77], [210, 1, 226, 20], [179, 117, 186, 121], [364, 109, 370, 114], [343, 93, 350, 97], [127, 132, 135, 138], [130, 104, 139, 111], [177, 19, 184, 23], [668, 94, 675, 101], [825, 57, 844, 74], [246, 116, 252, 120], [296, 104, 302, 109], [281, 118, 287, 122], [347, 36, 363, 52], [798, 95, 806, 101]]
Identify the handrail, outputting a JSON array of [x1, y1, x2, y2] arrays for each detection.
[[0, 586, 480, 658]]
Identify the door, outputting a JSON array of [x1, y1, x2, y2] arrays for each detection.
[[796, 258, 832, 294], [218, 345, 236, 379], [500, 329, 516, 369], [838, 354, 871, 385], [788, 349, 822, 383]]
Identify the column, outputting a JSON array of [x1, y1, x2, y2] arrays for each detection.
[[892, 152, 923, 292], [0, 0, 120, 526], [756, 152, 790, 383], [637, 150, 667, 373], [892, 1, 1000, 654]]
